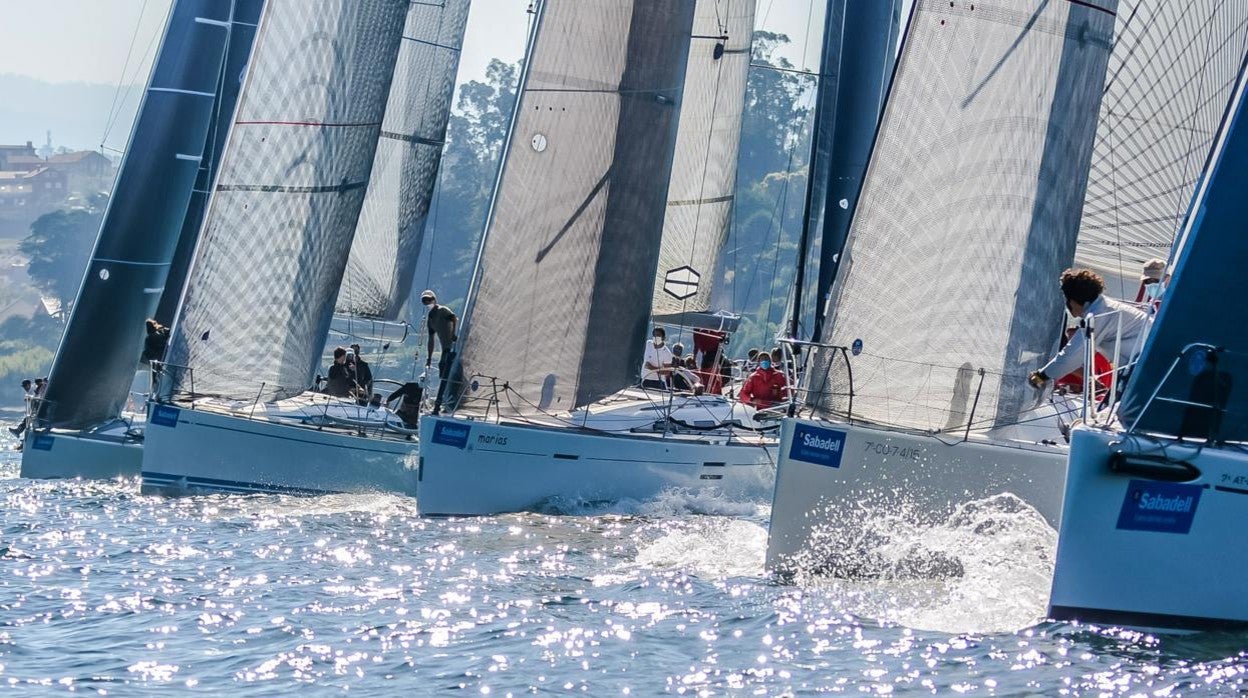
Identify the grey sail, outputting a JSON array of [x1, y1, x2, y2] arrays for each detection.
[[336, 0, 472, 320], [162, 0, 410, 401], [1074, 1, 1248, 297], [39, 0, 232, 430], [453, 0, 696, 416], [649, 0, 753, 323], [801, 0, 902, 343], [156, 0, 266, 328], [807, 0, 1116, 433]]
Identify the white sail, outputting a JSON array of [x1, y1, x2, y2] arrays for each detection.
[[163, 0, 410, 400], [336, 0, 472, 320], [1074, 1, 1248, 297], [650, 0, 754, 319], [808, 0, 1116, 432], [453, 0, 696, 416]]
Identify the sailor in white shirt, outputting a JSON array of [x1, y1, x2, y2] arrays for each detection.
[[1029, 268, 1153, 389], [641, 327, 673, 390]]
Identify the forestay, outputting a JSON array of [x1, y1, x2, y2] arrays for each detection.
[[156, 0, 266, 328], [650, 0, 753, 321], [336, 0, 472, 320], [163, 0, 409, 401], [40, 0, 232, 430], [1074, 1, 1248, 297], [453, 0, 696, 416], [807, 0, 1116, 432], [1119, 65, 1248, 441]]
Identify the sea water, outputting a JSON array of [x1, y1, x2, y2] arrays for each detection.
[[1, 445, 1245, 694]]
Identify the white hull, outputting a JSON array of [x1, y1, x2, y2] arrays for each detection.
[[766, 418, 1068, 573], [416, 415, 777, 515], [20, 424, 143, 480], [1048, 426, 1248, 632], [141, 403, 419, 496]]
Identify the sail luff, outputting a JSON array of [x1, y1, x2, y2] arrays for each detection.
[[649, 0, 754, 320], [335, 0, 472, 320], [162, 0, 411, 401], [156, 0, 266, 328], [451, 0, 696, 416], [39, 0, 233, 430]]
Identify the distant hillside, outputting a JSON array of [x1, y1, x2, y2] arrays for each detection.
[[0, 73, 142, 152]]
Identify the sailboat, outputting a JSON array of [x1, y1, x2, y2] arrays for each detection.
[[414, 0, 786, 517], [765, 0, 1248, 575], [139, 0, 441, 496], [1048, 57, 1248, 634], [21, 0, 250, 480]]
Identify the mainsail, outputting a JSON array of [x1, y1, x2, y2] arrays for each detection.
[[39, 0, 232, 430], [156, 0, 266, 328], [162, 0, 409, 401], [807, 0, 1116, 432], [453, 0, 696, 415], [649, 0, 753, 323], [1074, 1, 1248, 297], [336, 0, 472, 320]]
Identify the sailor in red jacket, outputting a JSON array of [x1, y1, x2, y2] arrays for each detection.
[[739, 352, 789, 409]]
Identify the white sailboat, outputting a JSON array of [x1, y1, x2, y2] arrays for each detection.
[[20, 0, 251, 480], [416, 0, 781, 516], [1048, 57, 1248, 633], [140, 0, 433, 496], [766, 0, 1248, 575]]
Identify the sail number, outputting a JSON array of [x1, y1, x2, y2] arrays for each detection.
[[862, 441, 922, 461]]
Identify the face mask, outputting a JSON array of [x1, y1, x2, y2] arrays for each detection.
[[759, 360, 772, 370], [653, 337, 664, 347]]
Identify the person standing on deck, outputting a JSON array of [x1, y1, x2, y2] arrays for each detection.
[[1028, 268, 1152, 390], [641, 326, 673, 390], [422, 290, 458, 416], [324, 347, 356, 397], [350, 343, 373, 398]]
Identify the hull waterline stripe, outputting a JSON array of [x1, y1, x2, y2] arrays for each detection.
[[1050, 605, 1248, 632], [142, 470, 339, 496]]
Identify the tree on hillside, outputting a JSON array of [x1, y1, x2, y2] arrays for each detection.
[[410, 58, 521, 316], [19, 192, 106, 312]]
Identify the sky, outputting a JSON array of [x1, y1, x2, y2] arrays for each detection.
[[1, 0, 835, 86]]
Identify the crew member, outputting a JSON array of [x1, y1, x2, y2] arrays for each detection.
[[1028, 268, 1151, 391], [423, 290, 458, 415], [641, 327, 673, 390], [739, 352, 789, 409]]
